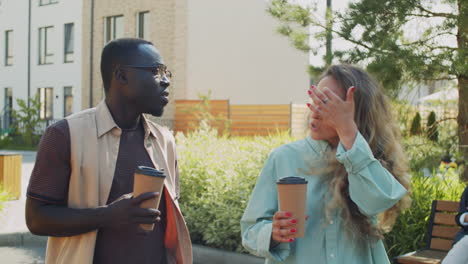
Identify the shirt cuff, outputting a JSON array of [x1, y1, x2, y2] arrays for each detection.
[[460, 213, 468, 226], [336, 132, 376, 174], [257, 222, 290, 261]]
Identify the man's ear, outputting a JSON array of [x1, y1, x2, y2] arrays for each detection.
[[114, 67, 128, 85]]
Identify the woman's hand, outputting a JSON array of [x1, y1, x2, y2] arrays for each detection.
[[271, 211, 298, 243], [308, 85, 358, 150]]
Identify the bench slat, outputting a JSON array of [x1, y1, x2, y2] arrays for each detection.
[[395, 249, 446, 264], [432, 226, 459, 239], [436, 200, 459, 212], [430, 238, 453, 251], [434, 212, 457, 226]]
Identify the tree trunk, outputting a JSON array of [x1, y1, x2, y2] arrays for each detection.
[[457, 0, 468, 180], [325, 0, 333, 66]]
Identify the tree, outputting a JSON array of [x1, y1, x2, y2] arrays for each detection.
[[11, 94, 42, 146], [267, 0, 467, 178], [427, 111, 439, 142], [410, 112, 422, 136]]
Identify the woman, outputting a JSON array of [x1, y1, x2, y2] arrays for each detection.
[[241, 64, 411, 264]]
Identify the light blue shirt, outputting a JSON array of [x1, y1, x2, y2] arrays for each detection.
[[241, 133, 407, 264]]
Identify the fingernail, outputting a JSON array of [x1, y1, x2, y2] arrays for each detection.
[[291, 219, 297, 224], [351, 86, 355, 91], [289, 238, 295, 242], [310, 85, 315, 89], [285, 212, 292, 217], [290, 228, 296, 233], [306, 103, 311, 107], [307, 90, 312, 95]]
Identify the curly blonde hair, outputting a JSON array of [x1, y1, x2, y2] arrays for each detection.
[[309, 64, 411, 243]]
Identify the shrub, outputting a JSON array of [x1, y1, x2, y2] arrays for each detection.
[[384, 171, 465, 259], [402, 136, 446, 172], [177, 122, 292, 252], [176, 118, 462, 256], [410, 112, 422, 136], [0, 185, 11, 212], [426, 111, 438, 142]]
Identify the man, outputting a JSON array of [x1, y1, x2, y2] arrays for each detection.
[[26, 38, 192, 264]]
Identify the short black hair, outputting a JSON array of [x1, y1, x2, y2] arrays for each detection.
[[100, 38, 153, 92]]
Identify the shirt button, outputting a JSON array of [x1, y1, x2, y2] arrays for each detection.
[[329, 220, 334, 225], [330, 254, 335, 258]]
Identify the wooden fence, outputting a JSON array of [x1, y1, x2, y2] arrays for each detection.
[[174, 100, 308, 137]]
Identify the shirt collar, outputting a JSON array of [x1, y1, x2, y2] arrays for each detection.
[[305, 136, 331, 156], [95, 101, 157, 139]]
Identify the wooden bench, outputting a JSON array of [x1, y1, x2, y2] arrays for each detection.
[[394, 200, 460, 264]]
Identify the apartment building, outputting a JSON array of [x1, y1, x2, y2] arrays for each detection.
[[1, 0, 308, 132], [0, 0, 83, 129]]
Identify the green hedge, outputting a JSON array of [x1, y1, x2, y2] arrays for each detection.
[[177, 124, 465, 256], [177, 123, 292, 252]]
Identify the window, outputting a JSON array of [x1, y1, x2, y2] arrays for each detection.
[[39, 26, 54, 64], [5, 30, 13, 66], [137, 11, 149, 39], [63, 86, 73, 117], [105, 15, 124, 43], [3, 88, 13, 129], [64, 23, 74, 63], [39, 87, 54, 120], [39, 0, 58, 6]]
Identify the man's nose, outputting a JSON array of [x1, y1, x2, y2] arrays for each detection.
[[160, 76, 170, 87]]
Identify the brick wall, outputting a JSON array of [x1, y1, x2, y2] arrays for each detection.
[[81, 0, 188, 123]]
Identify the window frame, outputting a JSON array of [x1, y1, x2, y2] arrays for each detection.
[[5, 30, 13, 66], [137, 11, 149, 39], [38, 26, 54, 65], [105, 15, 124, 43], [63, 86, 73, 117], [4, 88, 13, 128], [64, 23, 74, 63], [39, 0, 59, 6], [38, 87, 54, 120]]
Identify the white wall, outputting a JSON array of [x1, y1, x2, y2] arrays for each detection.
[[0, 0, 82, 120], [0, 0, 29, 111], [31, 0, 83, 118], [186, 0, 310, 104]]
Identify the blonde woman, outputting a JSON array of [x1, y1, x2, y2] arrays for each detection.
[[241, 64, 411, 264]]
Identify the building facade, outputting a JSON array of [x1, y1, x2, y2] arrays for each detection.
[[1, 0, 309, 132], [0, 0, 83, 131], [82, 0, 183, 125], [181, 0, 310, 105]]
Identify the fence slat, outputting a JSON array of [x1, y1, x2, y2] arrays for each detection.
[[175, 100, 292, 136]]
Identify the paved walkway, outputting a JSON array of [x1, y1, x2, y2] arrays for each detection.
[[0, 150, 47, 263]]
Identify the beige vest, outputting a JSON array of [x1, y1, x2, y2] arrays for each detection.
[[45, 101, 192, 264]]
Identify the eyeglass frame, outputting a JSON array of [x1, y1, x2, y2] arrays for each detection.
[[119, 64, 172, 80]]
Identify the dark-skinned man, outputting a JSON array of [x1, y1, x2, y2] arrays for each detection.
[[25, 38, 192, 264]]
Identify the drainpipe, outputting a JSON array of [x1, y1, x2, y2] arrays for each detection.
[[27, 0, 32, 107], [89, 0, 95, 108]]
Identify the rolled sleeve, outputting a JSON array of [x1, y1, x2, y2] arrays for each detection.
[[336, 132, 407, 216], [241, 151, 291, 261]]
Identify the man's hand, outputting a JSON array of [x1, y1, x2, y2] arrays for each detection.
[[104, 192, 161, 228]]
